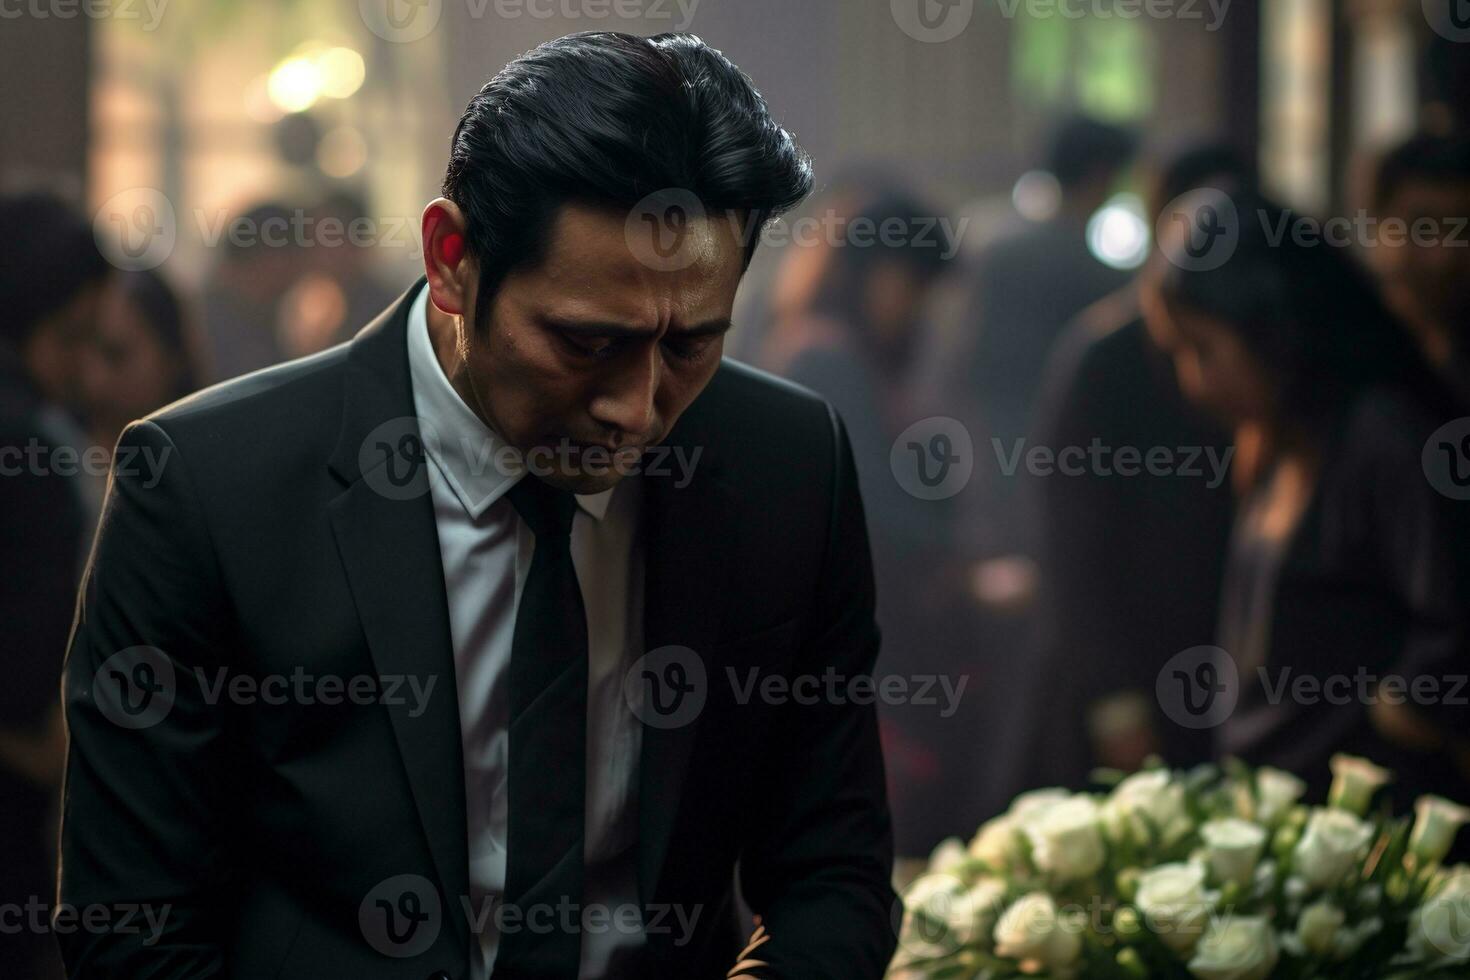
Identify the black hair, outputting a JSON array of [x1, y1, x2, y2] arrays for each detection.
[[810, 190, 952, 315], [1046, 115, 1138, 191], [1149, 140, 1254, 219], [115, 268, 199, 401], [1372, 132, 1470, 210], [442, 31, 813, 332], [220, 202, 300, 262], [0, 191, 111, 349], [1157, 189, 1440, 430]]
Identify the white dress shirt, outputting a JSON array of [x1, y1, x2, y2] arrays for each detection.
[[405, 282, 645, 978]]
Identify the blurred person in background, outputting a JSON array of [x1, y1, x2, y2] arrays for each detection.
[[0, 190, 111, 980], [1018, 143, 1249, 794], [199, 200, 307, 381], [1367, 131, 1470, 408], [771, 187, 970, 855], [1153, 190, 1470, 811], [962, 115, 1139, 559], [277, 188, 400, 359], [82, 268, 201, 452]]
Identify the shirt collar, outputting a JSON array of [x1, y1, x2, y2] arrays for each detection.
[[405, 282, 615, 522]]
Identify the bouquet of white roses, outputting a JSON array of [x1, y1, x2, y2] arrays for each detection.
[[890, 756, 1470, 979]]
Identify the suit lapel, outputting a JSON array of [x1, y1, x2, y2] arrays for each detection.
[[636, 399, 737, 904], [326, 281, 471, 950]]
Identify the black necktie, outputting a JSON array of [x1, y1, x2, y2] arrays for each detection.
[[495, 475, 588, 979]]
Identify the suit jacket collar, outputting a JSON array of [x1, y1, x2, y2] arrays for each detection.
[[326, 279, 738, 935], [325, 280, 473, 952]]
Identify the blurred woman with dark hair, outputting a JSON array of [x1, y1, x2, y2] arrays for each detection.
[[83, 268, 201, 451], [0, 190, 111, 980], [1150, 189, 1470, 808]]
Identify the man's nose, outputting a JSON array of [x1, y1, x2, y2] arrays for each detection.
[[589, 345, 659, 439]]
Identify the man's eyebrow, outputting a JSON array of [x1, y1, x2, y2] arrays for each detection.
[[539, 314, 732, 339], [676, 317, 734, 338]]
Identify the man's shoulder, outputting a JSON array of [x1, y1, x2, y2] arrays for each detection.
[[698, 356, 840, 446], [675, 358, 847, 503], [146, 341, 352, 444]]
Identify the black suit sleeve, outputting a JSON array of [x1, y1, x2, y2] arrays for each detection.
[[57, 420, 234, 976], [737, 407, 897, 980]]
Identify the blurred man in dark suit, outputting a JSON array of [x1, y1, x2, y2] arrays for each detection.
[[1367, 132, 1470, 408]]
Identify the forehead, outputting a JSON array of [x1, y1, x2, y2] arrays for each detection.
[[516, 201, 747, 320]]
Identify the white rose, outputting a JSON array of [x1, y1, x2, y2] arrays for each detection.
[[1328, 754, 1391, 816], [1105, 770, 1191, 846], [993, 892, 1082, 970], [1294, 900, 1345, 958], [1201, 818, 1267, 887], [1293, 809, 1374, 890], [1255, 767, 1306, 824], [1408, 875, 1470, 964], [1011, 787, 1071, 819], [928, 836, 968, 874], [1024, 795, 1106, 882], [1188, 915, 1280, 980], [1135, 862, 1212, 953], [899, 872, 968, 957], [962, 878, 1010, 941], [1410, 796, 1470, 867], [969, 815, 1021, 869]]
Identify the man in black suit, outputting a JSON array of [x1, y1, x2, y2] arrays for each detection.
[[57, 32, 895, 980]]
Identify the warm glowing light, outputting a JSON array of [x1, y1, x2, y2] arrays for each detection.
[[1086, 193, 1150, 270], [1012, 169, 1061, 223], [268, 56, 323, 114], [318, 47, 366, 100]]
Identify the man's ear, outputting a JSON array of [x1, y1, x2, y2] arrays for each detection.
[[421, 198, 474, 318]]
